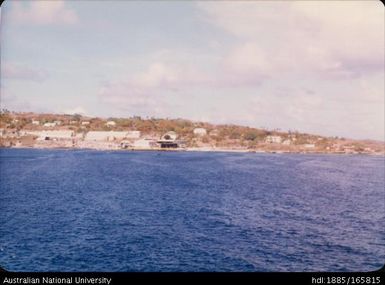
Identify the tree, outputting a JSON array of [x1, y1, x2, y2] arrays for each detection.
[[244, 131, 258, 141]]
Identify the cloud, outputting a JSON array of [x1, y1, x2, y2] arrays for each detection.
[[98, 77, 170, 117], [9, 0, 78, 25], [243, 82, 384, 140], [131, 62, 180, 89], [2, 62, 47, 82], [197, 1, 384, 80]]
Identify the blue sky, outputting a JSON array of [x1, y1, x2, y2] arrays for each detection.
[[1, 0, 384, 140]]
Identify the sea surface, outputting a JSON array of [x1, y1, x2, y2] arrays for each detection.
[[0, 148, 384, 272]]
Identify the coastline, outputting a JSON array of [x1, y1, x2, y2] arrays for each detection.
[[1, 145, 384, 156]]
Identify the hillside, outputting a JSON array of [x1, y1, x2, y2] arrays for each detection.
[[0, 110, 384, 154]]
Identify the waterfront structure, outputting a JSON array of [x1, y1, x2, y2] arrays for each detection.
[[84, 131, 111, 141], [85, 131, 128, 142], [157, 131, 180, 148], [25, 130, 74, 140], [133, 138, 157, 149]]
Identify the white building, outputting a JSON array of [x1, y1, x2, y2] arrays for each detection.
[[85, 131, 128, 142], [81, 121, 90, 125], [69, 120, 78, 125], [193, 128, 207, 136], [43, 122, 56, 128], [126, 130, 141, 139], [85, 131, 110, 141], [26, 130, 74, 140], [304, 144, 315, 148], [265, 135, 282, 144], [111, 131, 128, 140], [31, 120, 40, 125], [106, 121, 116, 127], [133, 138, 156, 149], [53, 120, 62, 125]]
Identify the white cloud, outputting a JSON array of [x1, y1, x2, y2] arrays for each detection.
[[198, 1, 384, 79], [223, 42, 271, 75], [131, 63, 180, 89], [9, 0, 78, 25]]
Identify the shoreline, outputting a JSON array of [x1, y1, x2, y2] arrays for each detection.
[[1, 145, 384, 156]]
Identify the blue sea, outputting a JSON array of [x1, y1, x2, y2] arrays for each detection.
[[0, 148, 384, 272]]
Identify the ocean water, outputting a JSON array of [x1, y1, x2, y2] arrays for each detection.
[[0, 148, 384, 272]]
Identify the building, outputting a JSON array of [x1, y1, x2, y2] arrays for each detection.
[[106, 121, 116, 127], [26, 130, 74, 140], [158, 131, 179, 148], [158, 141, 179, 148], [85, 131, 128, 142], [81, 121, 90, 125], [304, 144, 315, 148], [193, 128, 207, 136], [265, 135, 282, 144], [133, 138, 157, 149], [43, 122, 56, 128], [85, 131, 111, 141], [31, 120, 40, 125], [53, 120, 62, 125], [110, 131, 127, 140], [126, 131, 141, 139]]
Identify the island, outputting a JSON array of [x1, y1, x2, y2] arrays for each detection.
[[0, 110, 384, 155]]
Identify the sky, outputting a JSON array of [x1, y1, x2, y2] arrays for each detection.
[[1, 0, 384, 140]]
